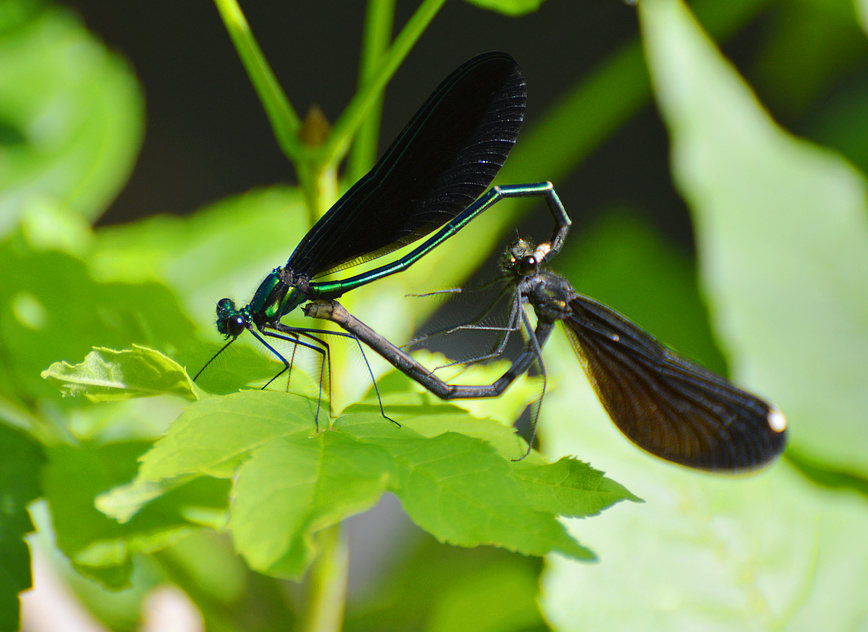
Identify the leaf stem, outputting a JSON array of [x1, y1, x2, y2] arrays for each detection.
[[212, 0, 301, 161], [318, 0, 447, 174], [348, 0, 397, 183], [300, 524, 349, 632]]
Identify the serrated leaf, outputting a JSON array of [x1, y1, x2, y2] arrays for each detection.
[[354, 390, 539, 461], [100, 391, 317, 523], [230, 432, 392, 577], [42, 346, 198, 401], [108, 388, 636, 578], [513, 457, 641, 518], [382, 431, 593, 560]]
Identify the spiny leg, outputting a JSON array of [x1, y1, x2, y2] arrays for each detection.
[[273, 324, 397, 427], [258, 327, 330, 428], [407, 280, 519, 361], [430, 291, 525, 372]]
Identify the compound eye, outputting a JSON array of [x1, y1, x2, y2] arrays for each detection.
[[216, 299, 247, 337], [516, 255, 537, 276], [216, 298, 235, 317], [226, 315, 246, 337]]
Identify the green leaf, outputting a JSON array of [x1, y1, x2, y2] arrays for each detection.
[[43, 441, 230, 590], [0, 6, 143, 232], [181, 338, 288, 396], [0, 425, 44, 631], [537, 333, 868, 631], [536, 2, 868, 629], [42, 442, 142, 588], [99, 392, 317, 524], [105, 389, 635, 579], [230, 431, 393, 577], [139, 391, 317, 482], [42, 346, 199, 401], [642, 0, 868, 476], [540, 437, 868, 630], [380, 431, 592, 560], [91, 187, 307, 324], [0, 228, 196, 406], [513, 457, 641, 518]]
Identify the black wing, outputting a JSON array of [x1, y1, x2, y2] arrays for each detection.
[[286, 52, 526, 278], [562, 294, 787, 471]]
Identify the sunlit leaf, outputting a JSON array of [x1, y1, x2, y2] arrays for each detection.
[[42, 346, 199, 402], [643, 0, 868, 476], [102, 390, 634, 579], [539, 2, 868, 629], [0, 222, 197, 405]]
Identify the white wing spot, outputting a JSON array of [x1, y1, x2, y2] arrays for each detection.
[[767, 408, 787, 433]]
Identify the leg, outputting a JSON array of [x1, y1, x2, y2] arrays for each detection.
[[304, 301, 556, 458], [256, 327, 330, 427], [269, 323, 397, 426], [407, 282, 523, 369], [304, 300, 554, 401]]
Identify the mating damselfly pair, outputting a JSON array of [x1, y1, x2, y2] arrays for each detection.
[[198, 52, 787, 472]]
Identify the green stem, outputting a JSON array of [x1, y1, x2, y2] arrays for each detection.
[[317, 0, 447, 173], [213, 0, 445, 223], [349, 0, 397, 183], [212, 0, 302, 162], [300, 524, 349, 632], [297, 160, 340, 227]]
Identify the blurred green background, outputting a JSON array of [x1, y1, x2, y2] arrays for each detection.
[[2, 0, 868, 630]]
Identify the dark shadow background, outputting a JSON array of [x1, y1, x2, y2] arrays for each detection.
[[66, 0, 713, 250], [61, 0, 868, 260]]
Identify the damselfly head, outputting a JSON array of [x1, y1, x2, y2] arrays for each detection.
[[216, 298, 247, 338], [502, 238, 542, 276]]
